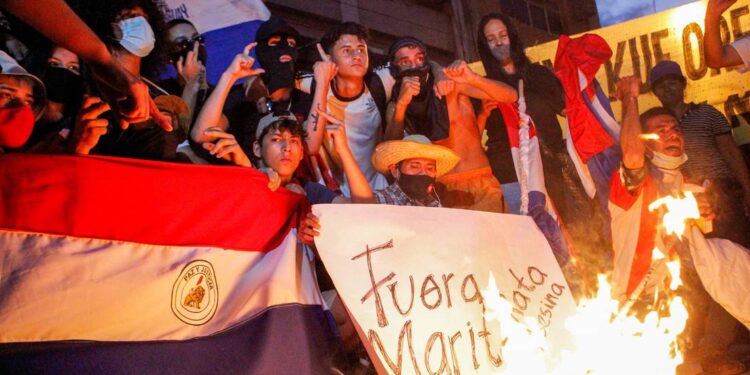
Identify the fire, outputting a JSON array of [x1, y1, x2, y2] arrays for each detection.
[[482, 193, 702, 374], [639, 133, 660, 140], [648, 192, 701, 238]]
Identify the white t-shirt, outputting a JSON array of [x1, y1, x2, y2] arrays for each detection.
[[730, 35, 750, 70], [298, 67, 395, 196]]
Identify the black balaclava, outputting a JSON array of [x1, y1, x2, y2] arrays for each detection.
[[256, 33, 297, 96], [254, 17, 299, 99]]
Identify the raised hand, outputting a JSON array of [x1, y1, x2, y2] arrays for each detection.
[[616, 76, 642, 101], [706, 0, 738, 17], [176, 41, 204, 88], [396, 76, 420, 106], [201, 127, 252, 167], [317, 110, 350, 152], [73, 96, 111, 155], [313, 43, 338, 83], [224, 42, 266, 81], [443, 60, 477, 84]]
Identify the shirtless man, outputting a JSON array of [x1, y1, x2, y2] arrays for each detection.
[[385, 36, 517, 212]]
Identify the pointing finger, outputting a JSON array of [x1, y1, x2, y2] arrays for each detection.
[[316, 43, 330, 62], [243, 42, 257, 56]]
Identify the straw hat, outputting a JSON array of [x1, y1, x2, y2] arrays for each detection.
[[372, 134, 459, 178], [0, 50, 46, 120]]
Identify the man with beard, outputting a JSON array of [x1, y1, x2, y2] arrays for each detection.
[[648, 60, 750, 248], [386, 36, 516, 212]]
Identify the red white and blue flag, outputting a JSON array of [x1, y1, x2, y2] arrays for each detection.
[[497, 87, 571, 265], [554, 34, 622, 230], [0, 154, 339, 374], [160, 0, 270, 84]]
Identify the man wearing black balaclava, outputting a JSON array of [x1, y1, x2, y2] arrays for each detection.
[[245, 16, 299, 114]]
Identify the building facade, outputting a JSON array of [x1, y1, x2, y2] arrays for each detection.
[[266, 0, 600, 67]]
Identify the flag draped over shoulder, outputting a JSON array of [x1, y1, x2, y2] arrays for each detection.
[[0, 154, 338, 374], [497, 92, 570, 266], [160, 0, 270, 84], [554, 34, 622, 208]]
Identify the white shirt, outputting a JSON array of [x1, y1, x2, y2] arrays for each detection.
[[298, 67, 395, 196]]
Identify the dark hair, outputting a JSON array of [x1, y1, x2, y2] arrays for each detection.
[[70, 0, 168, 78], [165, 18, 197, 30], [476, 13, 532, 82], [639, 107, 678, 131], [320, 22, 369, 55], [257, 118, 308, 144]]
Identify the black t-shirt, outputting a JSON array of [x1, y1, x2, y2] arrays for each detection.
[[303, 181, 338, 205]]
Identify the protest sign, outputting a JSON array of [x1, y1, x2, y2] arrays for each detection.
[[470, 0, 750, 145], [313, 204, 576, 374]]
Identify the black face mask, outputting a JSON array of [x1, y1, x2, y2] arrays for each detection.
[[395, 64, 431, 100], [256, 34, 298, 97], [42, 66, 83, 106], [397, 173, 435, 201]]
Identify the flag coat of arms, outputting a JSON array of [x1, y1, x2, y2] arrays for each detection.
[[0, 154, 339, 374]]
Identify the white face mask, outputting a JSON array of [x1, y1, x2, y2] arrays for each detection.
[[649, 150, 688, 170], [114, 16, 155, 57]]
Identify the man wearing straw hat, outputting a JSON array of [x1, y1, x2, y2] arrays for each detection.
[[371, 134, 460, 206]]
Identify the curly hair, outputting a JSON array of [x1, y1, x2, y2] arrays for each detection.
[[320, 22, 369, 55], [69, 0, 168, 78]]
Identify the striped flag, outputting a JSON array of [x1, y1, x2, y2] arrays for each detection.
[[554, 34, 622, 232], [160, 0, 271, 84], [497, 82, 571, 266], [0, 154, 340, 374]]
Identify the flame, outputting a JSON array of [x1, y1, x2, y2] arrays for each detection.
[[648, 192, 701, 238], [481, 193, 701, 373], [639, 133, 660, 140]]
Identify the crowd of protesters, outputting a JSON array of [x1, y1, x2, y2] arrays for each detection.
[[2, 0, 750, 373]]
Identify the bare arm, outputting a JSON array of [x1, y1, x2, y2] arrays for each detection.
[[705, 0, 742, 68], [617, 76, 646, 170], [304, 44, 337, 154], [385, 76, 420, 140], [319, 111, 374, 203], [444, 60, 517, 103], [192, 43, 263, 144]]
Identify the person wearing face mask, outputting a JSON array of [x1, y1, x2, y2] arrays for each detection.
[[161, 18, 208, 121], [370, 134, 459, 206], [72, 0, 179, 161], [477, 13, 590, 223], [612, 76, 748, 367], [649, 61, 750, 249], [20, 45, 84, 152], [191, 17, 308, 165], [0, 50, 46, 152], [385, 36, 515, 213]]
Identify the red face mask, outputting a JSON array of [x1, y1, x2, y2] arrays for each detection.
[[0, 105, 34, 149]]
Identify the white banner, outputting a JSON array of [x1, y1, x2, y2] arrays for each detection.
[[314, 204, 576, 374]]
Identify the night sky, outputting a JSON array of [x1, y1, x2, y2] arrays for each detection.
[[596, 0, 699, 26]]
